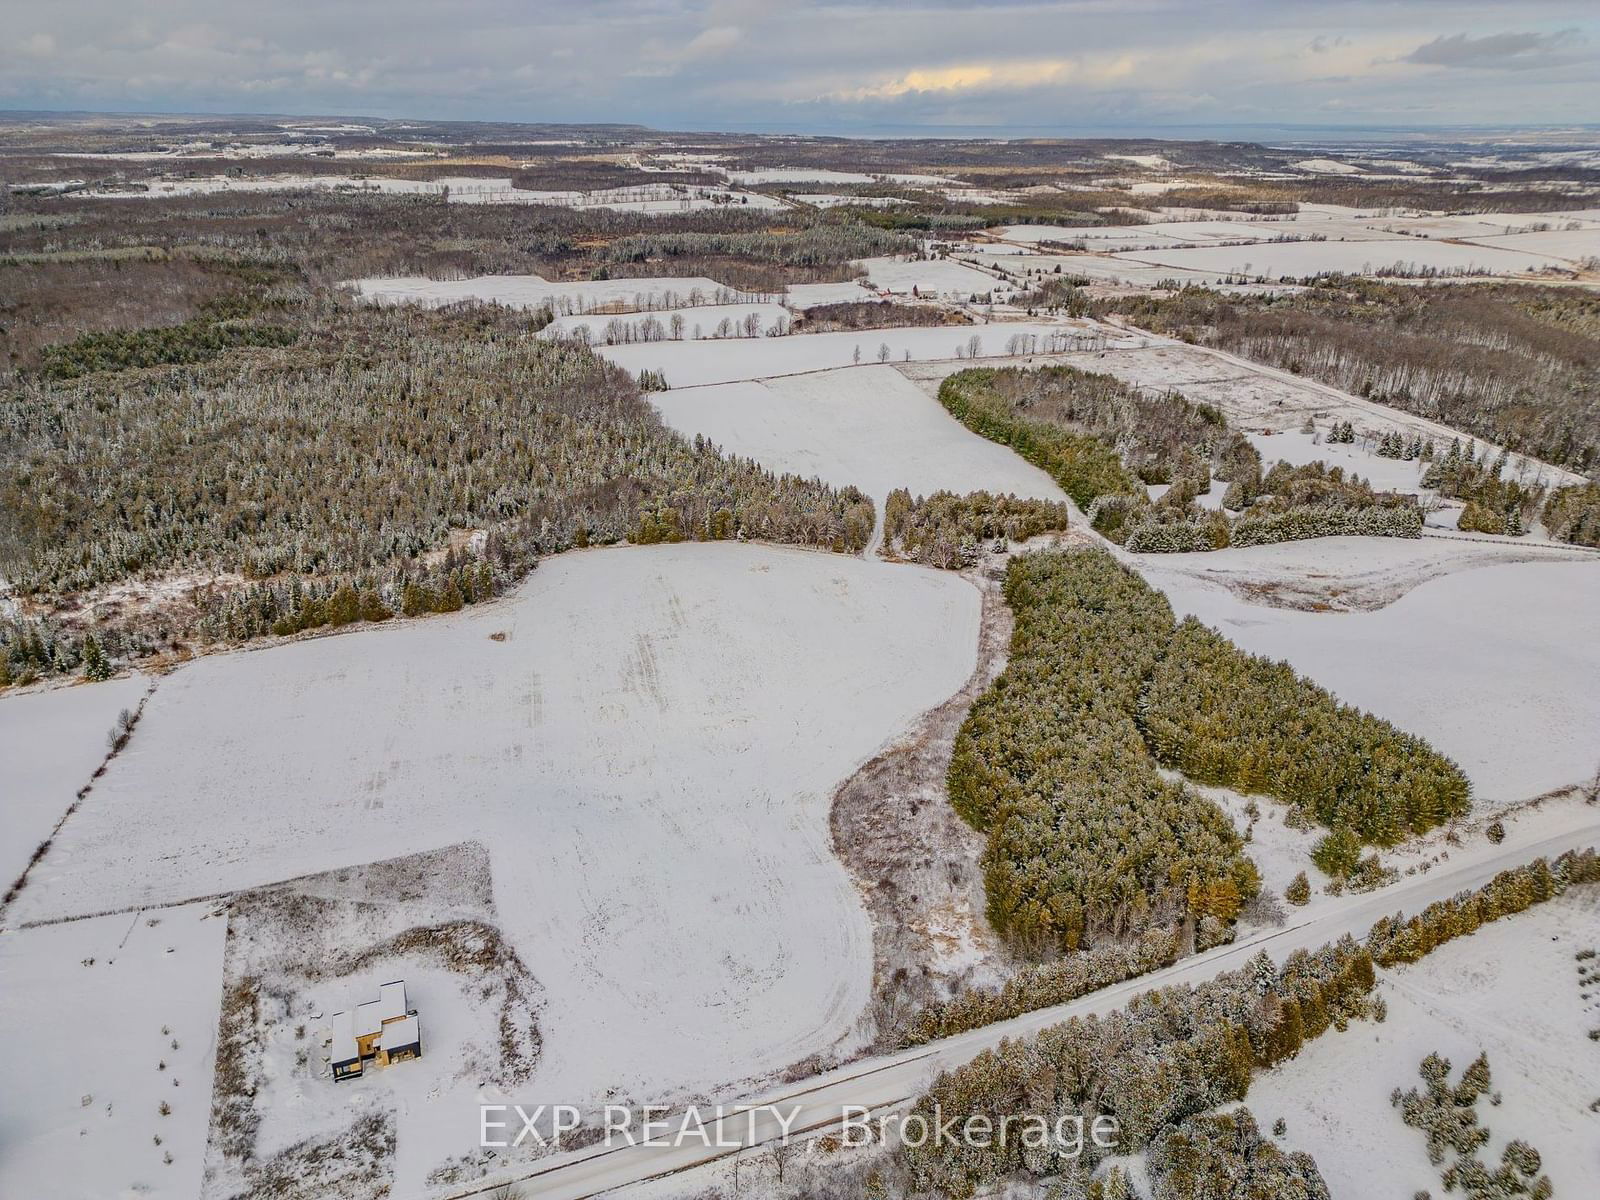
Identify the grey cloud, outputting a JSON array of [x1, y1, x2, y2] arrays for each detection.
[[1403, 28, 1585, 69]]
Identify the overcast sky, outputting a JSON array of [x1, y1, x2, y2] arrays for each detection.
[[4, 1, 1598, 134]]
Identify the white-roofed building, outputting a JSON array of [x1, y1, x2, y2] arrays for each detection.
[[330, 979, 421, 1080]]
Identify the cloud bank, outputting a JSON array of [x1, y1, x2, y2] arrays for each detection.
[[1, 2, 1596, 131]]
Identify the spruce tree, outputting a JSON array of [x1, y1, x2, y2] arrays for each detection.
[[81, 635, 112, 681]]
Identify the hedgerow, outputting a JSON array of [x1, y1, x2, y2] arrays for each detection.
[[937, 367, 1423, 551], [902, 939, 1377, 1197], [898, 847, 1598, 1198]]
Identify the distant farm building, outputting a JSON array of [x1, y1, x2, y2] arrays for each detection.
[[331, 980, 422, 1080]]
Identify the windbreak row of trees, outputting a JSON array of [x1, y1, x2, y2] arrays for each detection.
[[903, 938, 1378, 1197], [0, 300, 873, 682], [949, 549, 1468, 954], [937, 366, 1422, 552]]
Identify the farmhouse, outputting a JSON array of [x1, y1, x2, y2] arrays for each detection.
[[331, 979, 422, 1081]]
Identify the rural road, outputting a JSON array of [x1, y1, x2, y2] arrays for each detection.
[[446, 809, 1600, 1200]]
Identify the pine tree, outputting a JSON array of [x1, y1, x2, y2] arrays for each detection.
[[1285, 872, 1312, 906], [81, 635, 112, 681], [1312, 828, 1362, 878], [358, 589, 392, 622], [326, 585, 360, 626], [401, 582, 430, 618]]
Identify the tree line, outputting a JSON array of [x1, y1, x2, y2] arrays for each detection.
[[938, 367, 1423, 553], [1091, 279, 1600, 479], [894, 846, 1597, 1199], [903, 937, 1377, 1197]]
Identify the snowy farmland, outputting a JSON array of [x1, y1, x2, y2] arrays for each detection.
[[1111, 237, 1575, 280], [598, 321, 1104, 387], [543, 302, 791, 344], [349, 273, 758, 315], [1127, 534, 1596, 613], [0, 902, 227, 1200], [1135, 559, 1600, 803], [857, 255, 1005, 297], [68, 173, 787, 211], [0, 674, 148, 889], [782, 280, 876, 308], [1247, 892, 1600, 1198], [989, 208, 1599, 281], [11, 546, 980, 1143], [649, 364, 1067, 507]]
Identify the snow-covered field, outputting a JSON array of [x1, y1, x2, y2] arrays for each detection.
[[67, 173, 786, 211], [0, 902, 227, 1200], [599, 321, 1095, 387], [726, 167, 877, 185], [1113, 237, 1575, 280], [1244, 429, 1424, 491], [72, 173, 450, 199], [543, 302, 791, 344], [970, 249, 1222, 287], [1291, 157, 1362, 174], [1248, 891, 1600, 1199], [0, 674, 147, 889], [989, 209, 1599, 281], [857, 255, 1003, 297], [1130, 534, 1594, 613], [783, 281, 875, 309], [993, 341, 1586, 488], [1136, 559, 1600, 803], [12, 545, 980, 1134], [349, 273, 753, 315], [1462, 227, 1600, 262], [649, 365, 1067, 506]]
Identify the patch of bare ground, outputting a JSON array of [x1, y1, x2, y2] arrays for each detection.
[[829, 564, 1011, 1049], [222, 1111, 396, 1200]]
